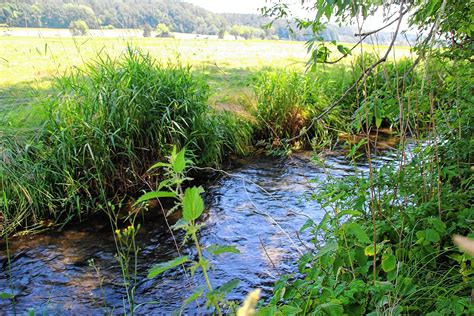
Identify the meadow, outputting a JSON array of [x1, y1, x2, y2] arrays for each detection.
[[1, 27, 472, 315], [0, 30, 412, 129]]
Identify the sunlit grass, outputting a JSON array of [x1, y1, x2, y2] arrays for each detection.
[[0, 32, 413, 130]]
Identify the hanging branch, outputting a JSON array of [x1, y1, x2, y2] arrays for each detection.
[[285, 1, 407, 143], [323, 7, 410, 65]]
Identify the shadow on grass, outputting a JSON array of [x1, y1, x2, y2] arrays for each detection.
[[0, 80, 55, 131]]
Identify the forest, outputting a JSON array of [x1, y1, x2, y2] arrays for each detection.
[[0, 0, 414, 42], [0, 0, 472, 314], [0, 0, 293, 38]]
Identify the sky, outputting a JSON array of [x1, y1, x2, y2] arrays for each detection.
[[184, 0, 269, 14], [183, 0, 410, 32]]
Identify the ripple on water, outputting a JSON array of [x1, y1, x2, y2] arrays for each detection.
[[0, 151, 398, 313]]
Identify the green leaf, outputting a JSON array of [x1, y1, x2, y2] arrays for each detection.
[[337, 44, 350, 55], [346, 222, 371, 244], [425, 229, 440, 243], [0, 292, 14, 299], [280, 305, 302, 315], [382, 253, 397, 272], [172, 148, 186, 173], [147, 256, 188, 279], [300, 218, 314, 232], [315, 241, 338, 259], [134, 191, 176, 205], [182, 187, 205, 221], [215, 279, 240, 295], [147, 161, 171, 172], [207, 244, 240, 256], [365, 244, 378, 256], [320, 300, 344, 315], [182, 288, 204, 308]]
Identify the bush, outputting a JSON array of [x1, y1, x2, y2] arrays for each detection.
[[69, 20, 89, 36], [252, 69, 347, 149], [156, 23, 172, 38], [261, 58, 474, 315]]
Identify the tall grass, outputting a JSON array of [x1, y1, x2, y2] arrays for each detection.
[[0, 48, 251, 236], [252, 68, 350, 148]]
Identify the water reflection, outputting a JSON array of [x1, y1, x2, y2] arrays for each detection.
[[0, 150, 396, 314]]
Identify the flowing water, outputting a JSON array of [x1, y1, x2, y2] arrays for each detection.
[[0, 147, 401, 314]]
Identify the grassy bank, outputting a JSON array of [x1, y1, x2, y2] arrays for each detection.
[[0, 48, 253, 235], [0, 34, 419, 236], [0, 34, 412, 130]]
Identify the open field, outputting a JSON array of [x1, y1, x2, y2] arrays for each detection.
[[0, 30, 414, 129]]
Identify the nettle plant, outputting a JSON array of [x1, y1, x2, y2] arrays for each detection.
[[135, 147, 240, 314]]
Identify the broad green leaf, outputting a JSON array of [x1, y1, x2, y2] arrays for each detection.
[[172, 148, 186, 173], [215, 278, 240, 295], [320, 300, 344, 316], [382, 253, 397, 272], [300, 218, 314, 232], [206, 244, 240, 256], [375, 116, 383, 129], [365, 244, 380, 256], [182, 187, 205, 221], [315, 241, 338, 259], [428, 217, 446, 233], [346, 222, 371, 244], [337, 44, 350, 55], [0, 292, 14, 299], [182, 288, 204, 308], [280, 305, 302, 315], [134, 191, 176, 205], [206, 279, 240, 307], [255, 306, 277, 316], [425, 229, 440, 243], [147, 256, 188, 279]]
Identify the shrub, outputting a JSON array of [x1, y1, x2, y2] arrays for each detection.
[[252, 69, 347, 149], [69, 20, 89, 36], [156, 23, 172, 38]]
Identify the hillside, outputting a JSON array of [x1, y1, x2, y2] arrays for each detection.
[[0, 0, 414, 43]]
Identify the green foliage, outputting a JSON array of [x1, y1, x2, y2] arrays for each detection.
[[156, 23, 171, 38], [252, 68, 349, 149], [182, 187, 205, 221], [229, 25, 266, 39], [147, 256, 189, 279], [140, 147, 240, 313], [262, 57, 473, 315], [69, 19, 89, 36], [0, 48, 250, 236]]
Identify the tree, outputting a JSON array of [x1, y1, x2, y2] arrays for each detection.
[[229, 25, 241, 39], [143, 23, 152, 37], [156, 23, 171, 37], [69, 19, 89, 36], [218, 25, 226, 39]]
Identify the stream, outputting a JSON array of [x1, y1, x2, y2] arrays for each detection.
[[0, 148, 401, 314]]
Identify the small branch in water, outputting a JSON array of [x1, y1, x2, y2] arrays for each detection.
[[259, 236, 277, 271]]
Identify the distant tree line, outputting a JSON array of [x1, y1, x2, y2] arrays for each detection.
[[0, 0, 410, 43], [0, 0, 282, 38]]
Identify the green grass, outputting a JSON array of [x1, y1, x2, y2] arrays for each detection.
[[0, 48, 253, 236], [0, 31, 414, 235], [0, 33, 413, 128]]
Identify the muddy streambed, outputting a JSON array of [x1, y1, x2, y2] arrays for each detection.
[[0, 150, 401, 314]]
